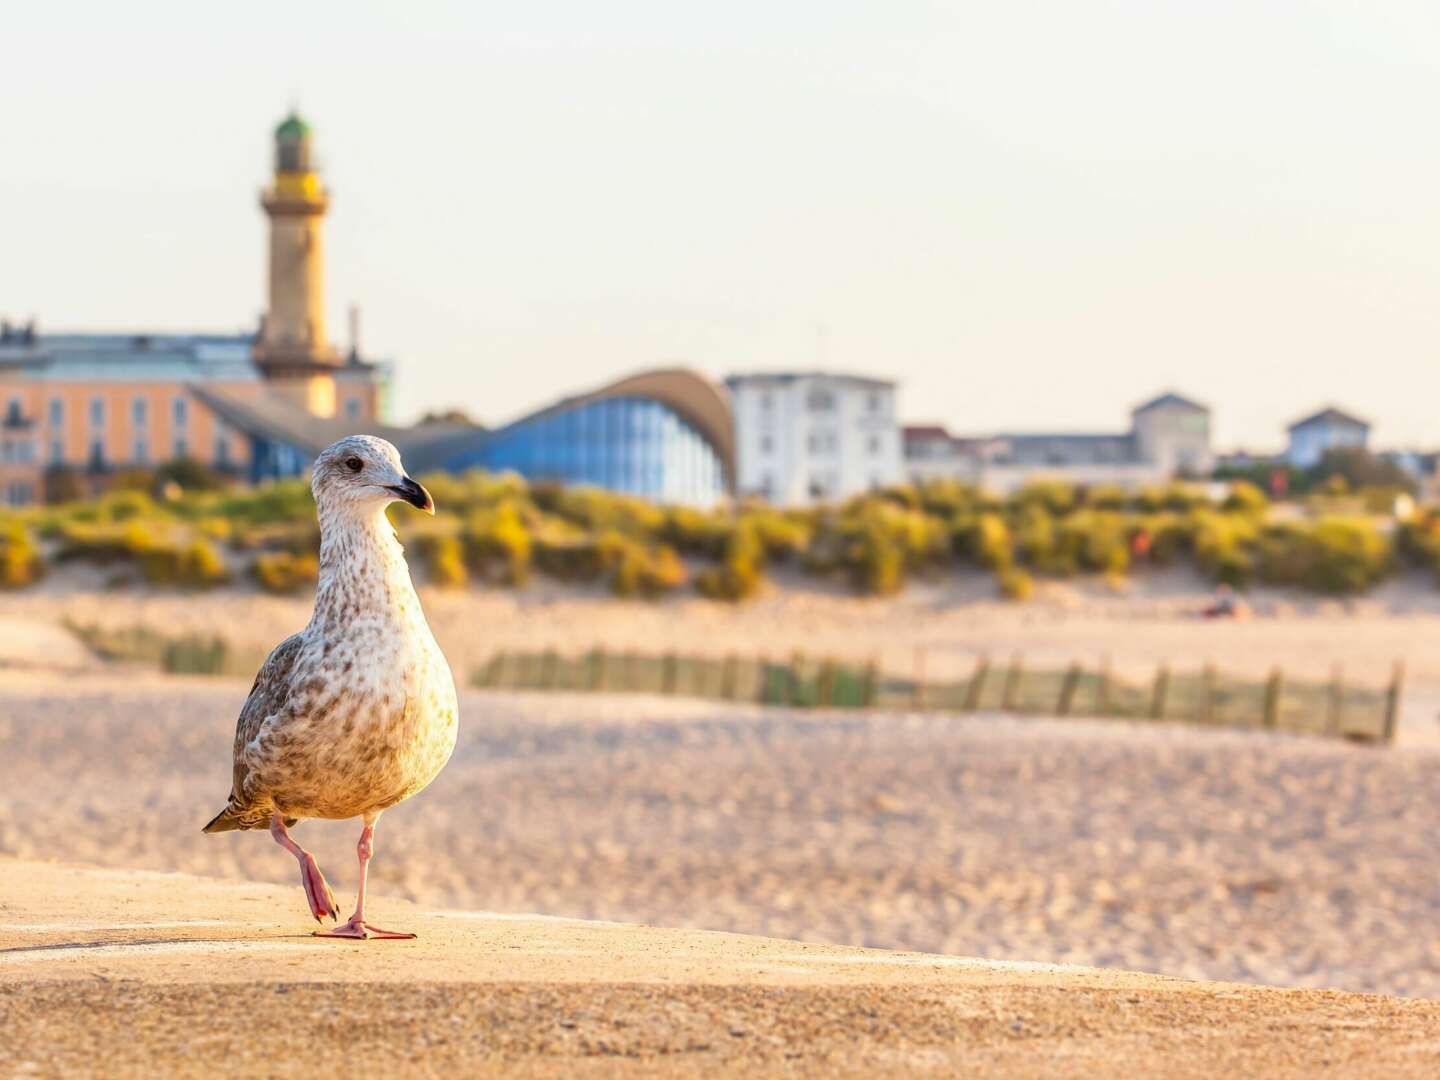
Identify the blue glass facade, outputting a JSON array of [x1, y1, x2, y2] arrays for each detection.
[[444, 396, 726, 506]]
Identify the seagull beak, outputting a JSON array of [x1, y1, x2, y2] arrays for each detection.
[[386, 476, 434, 514]]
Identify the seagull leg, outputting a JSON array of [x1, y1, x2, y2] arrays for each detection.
[[314, 816, 416, 941], [269, 816, 339, 923]]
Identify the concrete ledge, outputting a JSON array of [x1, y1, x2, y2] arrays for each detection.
[[2, 859, 1437, 1077]]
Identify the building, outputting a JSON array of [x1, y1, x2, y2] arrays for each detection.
[[408, 369, 734, 507], [1285, 407, 1369, 469], [904, 391, 1213, 493], [0, 113, 387, 505], [725, 372, 902, 506]]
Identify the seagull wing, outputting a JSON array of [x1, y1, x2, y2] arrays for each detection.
[[201, 632, 306, 833]]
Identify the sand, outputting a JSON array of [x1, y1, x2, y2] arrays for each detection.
[[4, 859, 1440, 1078], [8, 569, 1440, 736], [5, 675, 1440, 998]]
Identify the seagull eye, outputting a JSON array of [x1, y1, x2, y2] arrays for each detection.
[[344, 456, 364, 473]]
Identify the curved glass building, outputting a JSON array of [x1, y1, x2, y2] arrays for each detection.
[[414, 369, 734, 506]]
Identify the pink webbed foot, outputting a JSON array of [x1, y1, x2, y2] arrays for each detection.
[[299, 853, 339, 923], [314, 916, 415, 941]]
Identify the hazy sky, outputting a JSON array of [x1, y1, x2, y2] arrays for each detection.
[[5, 1, 1440, 448]]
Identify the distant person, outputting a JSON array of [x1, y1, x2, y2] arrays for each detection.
[[1202, 584, 1249, 620]]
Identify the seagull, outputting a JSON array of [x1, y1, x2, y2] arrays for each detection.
[[203, 435, 458, 940]]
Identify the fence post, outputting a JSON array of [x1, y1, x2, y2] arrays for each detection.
[[1327, 663, 1344, 738], [662, 652, 678, 695], [818, 658, 837, 707], [1096, 656, 1111, 717], [721, 654, 739, 701], [1150, 665, 1169, 720], [912, 647, 927, 710], [789, 651, 806, 707], [1199, 664, 1217, 725], [1263, 667, 1282, 730], [862, 656, 880, 708], [962, 655, 990, 713], [540, 648, 559, 690], [1382, 660, 1404, 744], [1002, 655, 1023, 713], [1056, 663, 1082, 717]]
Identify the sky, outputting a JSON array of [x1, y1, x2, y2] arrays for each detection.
[[4, 1, 1440, 449]]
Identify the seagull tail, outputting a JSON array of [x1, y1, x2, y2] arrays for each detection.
[[202, 806, 245, 834]]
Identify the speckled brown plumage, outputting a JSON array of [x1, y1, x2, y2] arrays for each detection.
[[204, 437, 458, 834], [202, 437, 456, 937]]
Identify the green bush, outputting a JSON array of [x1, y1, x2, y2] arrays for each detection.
[[253, 551, 320, 594], [697, 524, 766, 601], [0, 526, 43, 589], [427, 535, 468, 589], [1222, 480, 1269, 516], [138, 537, 229, 588], [609, 539, 687, 597], [998, 567, 1034, 601], [463, 502, 532, 584]]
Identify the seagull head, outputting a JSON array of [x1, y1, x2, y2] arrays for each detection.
[[311, 435, 435, 517]]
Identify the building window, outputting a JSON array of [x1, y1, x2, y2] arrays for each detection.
[[867, 435, 881, 455], [344, 397, 361, 420], [215, 434, 230, 466], [48, 398, 62, 427], [806, 388, 836, 412], [173, 397, 188, 427], [807, 430, 837, 454], [132, 398, 148, 427], [88, 439, 105, 471], [134, 438, 148, 465], [759, 392, 772, 411], [89, 398, 105, 428], [174, 436, 188, 459], [49, 439, 64, 464], [5, 399, 20, 426], [809, 476, 828, 499], [867, 391, 882, 413], [760, 435, 773, 454]]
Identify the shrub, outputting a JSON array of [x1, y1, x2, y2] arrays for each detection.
[[463, 503, 532, 584], [959, 512, 1014, 571], [253, 551, 320, 594], [136, 536, 229, 587], [998, 567, 1034, 601], [697, 524, 766, 601], [1222, 480, 1269, 516], [609, 539, 687, 597], [1057, 510, 1130, 574], [0, 526, 43, 589], [427, 535, 468, 589]]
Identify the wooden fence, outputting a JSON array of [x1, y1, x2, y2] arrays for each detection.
[[473, 649, 1404, 745]]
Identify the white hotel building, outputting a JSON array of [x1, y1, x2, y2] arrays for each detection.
[[725, 372, 903, 506]]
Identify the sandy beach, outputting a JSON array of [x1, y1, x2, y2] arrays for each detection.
[[9, 569, 1440, 729], [4, 673, 1440, 998]]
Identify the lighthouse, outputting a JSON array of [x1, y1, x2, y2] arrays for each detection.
[[255, 112, 343, 417]]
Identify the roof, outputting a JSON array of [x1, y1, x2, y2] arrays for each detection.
[[406, 368, 736, 487], [188, 383, 444, 460], [0, 332, 259, 382], [275, 112, 311, 141], [1133, 391, 1207, 414], [724, 371, 895, 391], [903, 425, 954, 441], [1287, 407, 1370, 433], [988, 432, 1138, 467]]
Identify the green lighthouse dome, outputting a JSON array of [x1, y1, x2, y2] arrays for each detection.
[[274, 112, 311, 142]]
